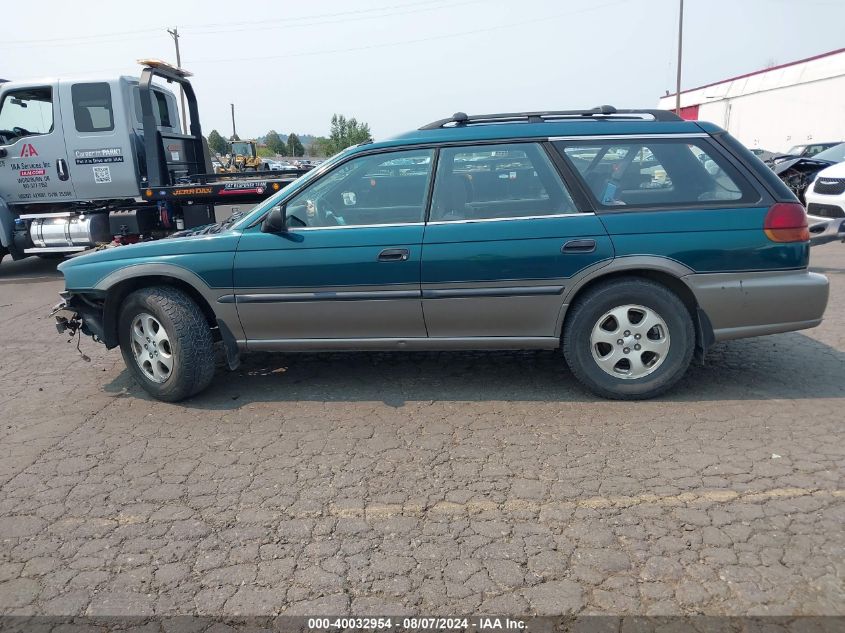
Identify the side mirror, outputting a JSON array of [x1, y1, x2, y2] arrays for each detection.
[[261, 204, 286, 233]]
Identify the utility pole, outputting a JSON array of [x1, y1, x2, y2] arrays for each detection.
[[230, 103, 237, 139], [166, 27, 188, 132], [675, 0, 684, 115]]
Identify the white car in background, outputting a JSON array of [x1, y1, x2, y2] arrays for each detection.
[[803, 145, 845, 245]]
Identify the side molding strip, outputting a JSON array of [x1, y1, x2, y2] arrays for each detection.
[[242, 336, 560, 352], [228, 285, 566, 303], [422, 285, 565, 299], [236, 289, 421, 303]]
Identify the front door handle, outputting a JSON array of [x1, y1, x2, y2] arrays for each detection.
[[562, 239, 596, 253], [56, 159, 69, 181], [377, 248, 410, 262]]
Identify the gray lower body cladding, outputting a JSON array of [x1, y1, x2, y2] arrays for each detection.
[[682, 269, 829, 342]]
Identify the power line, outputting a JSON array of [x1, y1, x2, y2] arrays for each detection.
[[183, 0, 453, 31], [5, 0, 628, 77], [0, 31, 168, 50], [182, 0, 485, 37], [185, 0, 629, 66], [0, 0, 458, 48], [1, 27, 162, 47]]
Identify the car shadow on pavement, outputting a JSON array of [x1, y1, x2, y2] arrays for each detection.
[[103, 331, 845, 408], [0, 256, 62, 283]]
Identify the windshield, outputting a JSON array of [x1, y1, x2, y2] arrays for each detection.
[[230, 146, 356, 231], [231, 142, 253, 156], [812, 142, 845, 163]]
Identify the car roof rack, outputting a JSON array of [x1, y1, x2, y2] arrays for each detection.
[[419, 105, 682, 130]]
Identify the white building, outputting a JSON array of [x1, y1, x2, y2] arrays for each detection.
[[658, 47, 845, 153]]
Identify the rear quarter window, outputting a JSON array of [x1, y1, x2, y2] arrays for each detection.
[[554, 138, 761, 210]]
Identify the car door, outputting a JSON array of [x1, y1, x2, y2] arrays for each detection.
[[421, 142, 613, 339], [0, 82, 76, 204], [233, 148, 434, 346]]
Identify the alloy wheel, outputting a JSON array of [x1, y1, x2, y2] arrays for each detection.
[[589, 304, 670, 379], [130, 312, 174, 383]]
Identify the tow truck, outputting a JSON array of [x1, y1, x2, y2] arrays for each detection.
[[0, 60, 306, 263]]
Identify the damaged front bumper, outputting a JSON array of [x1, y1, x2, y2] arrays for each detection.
[[52, 292, 108, 344]]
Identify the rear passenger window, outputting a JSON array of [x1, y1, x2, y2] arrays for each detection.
[[71, 83, 114, 132], [430, 143, 578, 221], [557, 139, 759, 209]]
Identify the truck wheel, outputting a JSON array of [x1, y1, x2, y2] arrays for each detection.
[[563, 278, 694, 400], [118, 286, 215, 402]]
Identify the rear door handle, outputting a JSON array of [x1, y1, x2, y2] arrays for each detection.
[[377, 248, 410, 262], [562, 239, 596, 253]]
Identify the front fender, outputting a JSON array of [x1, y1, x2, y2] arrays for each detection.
[[93, 261, 243, 349]]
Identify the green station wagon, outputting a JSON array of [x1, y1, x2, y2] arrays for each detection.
[[55, 107, 830, 401]]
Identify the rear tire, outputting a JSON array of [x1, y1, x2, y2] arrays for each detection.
[[563, 278, 694, 400], [118, 286, 215, 402]]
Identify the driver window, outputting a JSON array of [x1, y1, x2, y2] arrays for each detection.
[[0, 87, 54, 143], [285, 148, 434, 228]]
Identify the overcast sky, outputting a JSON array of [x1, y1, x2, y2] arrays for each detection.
[[3, 0, 844, 140]]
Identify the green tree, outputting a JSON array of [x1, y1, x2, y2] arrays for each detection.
[[287, 133, 305, 157], [315, 137, 334, 157], [207, 129, 228, 155], [264, 130, 287, 156], [306, 139, 324, 157], [325, 114, 372, 154]]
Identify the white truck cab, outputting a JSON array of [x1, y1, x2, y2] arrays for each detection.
[[0, 60, 302, 263], [0, 62, 225, 260], [0, 76, 181, 205]]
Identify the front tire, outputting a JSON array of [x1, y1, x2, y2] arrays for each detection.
[[563, 278, 694, 400], [118, 287, 215, 402]]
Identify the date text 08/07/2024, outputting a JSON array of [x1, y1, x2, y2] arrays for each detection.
[[306, 618, 526, 630]]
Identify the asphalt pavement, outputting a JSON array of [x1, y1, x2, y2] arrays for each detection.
[[0, 244, 843, 616]]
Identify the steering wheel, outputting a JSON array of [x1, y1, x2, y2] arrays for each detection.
[[12, 126, 31, 137], [305, 198, 340, 226]]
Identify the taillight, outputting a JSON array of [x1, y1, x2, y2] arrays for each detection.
[[764, 202, 809, 242]]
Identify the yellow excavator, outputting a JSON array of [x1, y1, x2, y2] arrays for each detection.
[[216, 139, 263, 172]]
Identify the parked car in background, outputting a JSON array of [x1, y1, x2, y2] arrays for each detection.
[[293, 160, 318, 171], [261, 160, 303, 173], [768, 141, 843, 166], [803, 149, 845, 244], [749, 148, 775, 162], [54, 107, 828, 402], [771, 142, 845, 203], [786, 142, 842, 159]]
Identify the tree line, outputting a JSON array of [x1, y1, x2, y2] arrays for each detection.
[[206, 113, 372, 158]]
